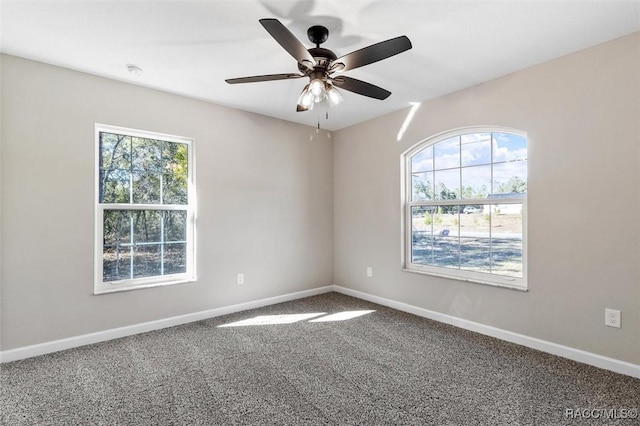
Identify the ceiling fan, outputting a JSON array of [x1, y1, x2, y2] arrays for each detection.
[[226, 19, 412, 112]]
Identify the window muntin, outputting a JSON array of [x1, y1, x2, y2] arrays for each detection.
[[95, 125, 195, 294], [404, 128, 527, 289]]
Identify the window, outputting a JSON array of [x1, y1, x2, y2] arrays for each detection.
[[403, 127, 527, 290], [95, 124, 195, 294]]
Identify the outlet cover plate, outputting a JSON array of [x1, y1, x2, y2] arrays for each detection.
[[605, 308, 621, 328]]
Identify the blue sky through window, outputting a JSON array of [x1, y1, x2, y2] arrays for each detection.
[[411, 131, 527, 201]]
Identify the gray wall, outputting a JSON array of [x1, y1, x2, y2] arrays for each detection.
[[2, 33, 639, 366], [0, 55, 333, 350], [333, 33, 640, 364]]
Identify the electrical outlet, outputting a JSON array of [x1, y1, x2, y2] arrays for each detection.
[[236, 273, 244, 285], [605, 308, 621, 328], [366, 267, 373, 278]]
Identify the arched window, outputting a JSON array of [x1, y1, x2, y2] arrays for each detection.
[[403, 127, 527, 289]]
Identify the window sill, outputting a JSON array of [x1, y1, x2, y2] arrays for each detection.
[[94, 277, 196, 295], [402, 267, 528, 292]]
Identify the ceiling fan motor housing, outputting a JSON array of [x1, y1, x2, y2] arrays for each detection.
[[298, 47, 337, 74]]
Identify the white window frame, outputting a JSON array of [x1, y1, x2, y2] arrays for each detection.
[[401, 126, 528, 291], [94, 124, 196, 294]]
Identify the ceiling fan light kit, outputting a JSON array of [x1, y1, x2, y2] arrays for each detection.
[[226, 18, 412, 115], [297, 78, 343, 112]]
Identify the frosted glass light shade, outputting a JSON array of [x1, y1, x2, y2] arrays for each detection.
[[327, 86, 343, 107], [297, 85, 315, 110]]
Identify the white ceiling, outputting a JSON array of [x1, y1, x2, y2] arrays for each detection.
[[2, 1, 639, 131]]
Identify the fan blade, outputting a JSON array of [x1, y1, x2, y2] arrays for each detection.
[[332, 36, 412, 72], [259, 18, 316, 68], [225, 73, 304, 84], [332, 76, 391, 100]]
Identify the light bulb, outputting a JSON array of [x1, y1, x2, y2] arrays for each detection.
[[327, 86, 343, 107], [309, 78, 327, 101]]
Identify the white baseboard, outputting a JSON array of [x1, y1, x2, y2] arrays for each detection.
[[3, 284, 639, 379], [333, 285, 640, 379], [0, 286, 333, 363]]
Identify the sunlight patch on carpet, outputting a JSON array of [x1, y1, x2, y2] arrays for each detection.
[[309, 310, 376, 322], [218, 310, 376, 327], [218, 313, 326, 327]]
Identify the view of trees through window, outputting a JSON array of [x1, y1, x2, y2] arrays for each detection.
[[407, 131, 527, 281], [98, 131, 190, 283]]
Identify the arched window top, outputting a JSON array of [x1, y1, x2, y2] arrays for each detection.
[[402, 126, 528, 290], [406, 127, 527, 202]]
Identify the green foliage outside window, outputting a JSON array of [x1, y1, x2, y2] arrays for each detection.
[[99, 132, 189, 282]]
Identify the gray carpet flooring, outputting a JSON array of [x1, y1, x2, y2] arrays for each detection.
[[1, 292, 639, 425]]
